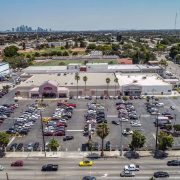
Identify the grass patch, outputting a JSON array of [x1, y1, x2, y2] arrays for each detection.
[[33, 59, 118, 66]]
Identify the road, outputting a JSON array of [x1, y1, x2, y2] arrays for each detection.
[[1, 157, 180, 180], [167, 61, 180, 78]]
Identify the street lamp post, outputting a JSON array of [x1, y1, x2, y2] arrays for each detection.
[[119, 118, 123, 156], [155, 113, 159, 151], [40, 111, 46, 157]]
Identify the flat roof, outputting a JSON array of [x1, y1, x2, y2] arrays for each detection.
[[23, 66, 67, 71], [0, 62, 8, 66], [116, 73, 170, 86], [108, 64, 140, 70], [18, 73, 116, 87]]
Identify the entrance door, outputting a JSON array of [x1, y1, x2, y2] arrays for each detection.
[[59, 93, 67, 98], [43, 93, 56, 98]]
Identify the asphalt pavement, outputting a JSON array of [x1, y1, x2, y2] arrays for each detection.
[[1, 157, 180, 180]]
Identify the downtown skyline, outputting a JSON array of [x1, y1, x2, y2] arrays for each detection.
[[0, 0, 180, 31]]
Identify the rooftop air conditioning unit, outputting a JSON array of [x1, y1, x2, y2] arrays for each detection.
[[142, 76, 146, 79], [133, 80, 137, 83]]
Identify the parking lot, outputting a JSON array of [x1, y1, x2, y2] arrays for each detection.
[[1, 95, 180, 152]]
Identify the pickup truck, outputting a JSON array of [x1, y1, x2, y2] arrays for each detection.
[[41, 164, 58, 171], [124, 164, 140, 171]]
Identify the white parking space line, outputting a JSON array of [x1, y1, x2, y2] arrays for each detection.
[[107, 115, 118, 118], [66, 130, 84, 132], [152, 133, 156, 139], [7, 137, 16, 146], [74, 109, 87, 111]]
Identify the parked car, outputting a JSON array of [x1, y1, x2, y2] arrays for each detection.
[[111, 120, 119, 125], [63, 136, 74, 141], [17, 143, 23, 151]]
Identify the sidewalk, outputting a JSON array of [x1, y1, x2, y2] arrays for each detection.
[[5, 150, 180, 158]]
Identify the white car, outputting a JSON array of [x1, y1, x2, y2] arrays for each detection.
[[0, 165, 4, 171], [124, 164, 140, 171], [122, 129, 133, 135], [120, 117, 129, 122], [131, 122, 142, 127], [155, 103, 164, 107]]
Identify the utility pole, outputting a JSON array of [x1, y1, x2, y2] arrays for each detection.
[[40, 111, 46, 157], [6, 172, 9, 180], [155, 113, 159, 151], [119, 118, 123, 156]]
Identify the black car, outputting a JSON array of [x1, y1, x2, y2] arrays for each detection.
[[154, 171, 169, 178], [17, 143, 23, 150], [33, 142, 39, 151], [105, 141, 111, 150], [63, 136, 74, 141], [41, 164, 58, 171], [111, 120, 119, 125], [10, 143, 18, 151], [167, 160, 180, 166], [82, 176, 96, 180]]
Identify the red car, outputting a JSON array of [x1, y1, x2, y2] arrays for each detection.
[[56, 122, 67, 127], [54, 131, 65, 136], [57, 102, 76, 108], [11, 160, 23, 167]]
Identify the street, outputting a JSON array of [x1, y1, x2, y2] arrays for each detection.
[[1, 157, 180, 180]]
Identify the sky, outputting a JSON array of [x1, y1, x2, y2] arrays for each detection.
[[0, 0, 180, 31]]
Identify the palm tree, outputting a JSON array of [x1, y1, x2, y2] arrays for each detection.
[[83, 76, 88, 96], [96, 123, 110, 157], [75, 73, 80, 98], [105, 78, 111, 96], [114, 77, 119, 96]]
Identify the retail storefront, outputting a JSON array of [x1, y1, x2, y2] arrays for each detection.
[[29, 81, 69, 98]]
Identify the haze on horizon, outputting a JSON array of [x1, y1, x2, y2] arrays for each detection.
[[0, 0, 180, 31]]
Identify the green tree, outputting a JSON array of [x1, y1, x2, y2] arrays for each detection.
[[34, 52, 40, 57], [2, 85, 10, 93], [129, 130, 146, 151], [87, 44, 96, 50], [112, 44, 120, 51], [159, 59, 168, 69], [4, 45, 19, 57], [72, 51, 78, 56], [169, 44, 180, 60], [0, 132, 9, 149], [175, 54, 180, 64], [158, 131, 173, 151], [65, 42, 70, 49], [114, 77, 119, 96], [106, 77, 111, 96], [48, 138, 59, 151], [83, 76, 88, 96], [62, 51, 69, 56], [80, 41, 87, 48], [96, 123, 110, 157], [75, 73, 80, 98]]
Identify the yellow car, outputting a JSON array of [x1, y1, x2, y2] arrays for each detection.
[[79, 160, 93, 166], [42, 117, 50, 123]]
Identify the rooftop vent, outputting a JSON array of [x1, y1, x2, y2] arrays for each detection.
[[133, 80, 137, 83], [142, 76, 146, 79]]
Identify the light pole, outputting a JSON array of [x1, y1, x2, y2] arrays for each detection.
[[40, 111, 46, 157], [119, 118, 123, 156], [155, 112, 159, 151]]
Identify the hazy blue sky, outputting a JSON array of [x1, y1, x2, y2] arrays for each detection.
[[0, 0, 180, 30]]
